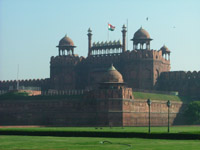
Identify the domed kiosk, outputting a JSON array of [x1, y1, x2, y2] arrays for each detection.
[[160, 45, 171, 60], [56, 35, 76, 56], [93, 64, 133, 100], [102, 64, 124, 83], [86, 64, 133, 100], [160, 45, 170, 53], [131, 27, 152, 50], [100, 64, 125, 90]]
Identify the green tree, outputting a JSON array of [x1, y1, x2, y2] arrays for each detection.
[[185, 101, 200, 124]]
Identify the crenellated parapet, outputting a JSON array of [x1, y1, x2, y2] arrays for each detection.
[[0, 78, 49, 91], [85, 49, 170, 65], [156, 71, 200, 98], [50, 55, 83, 66], [86, 53, 121, 64], [122, 49, 170, 64], [123, 49, 154, 59], [160, 71, 200, 80]]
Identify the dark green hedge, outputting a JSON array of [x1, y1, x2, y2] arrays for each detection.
[[185, 101, 200, 124], [0, 131, 200, 140]]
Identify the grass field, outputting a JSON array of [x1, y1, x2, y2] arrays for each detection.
[[0, 126, 200, 149], [133, 92, 188, 102], [0, 135, 200, 150]]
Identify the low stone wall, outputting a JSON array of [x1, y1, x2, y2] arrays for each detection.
[[0, 98, 186, 126], [0, 99, 97, 126], [122, 99, 185, 126], [157, 71, 200, 98]]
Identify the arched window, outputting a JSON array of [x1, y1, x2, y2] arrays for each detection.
[[155, 69, 159, 82]]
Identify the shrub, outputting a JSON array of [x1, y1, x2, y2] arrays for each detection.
[[185, 101, 200, 124]]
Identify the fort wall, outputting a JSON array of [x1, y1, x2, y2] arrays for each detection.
[[86, 49, 169, 64], [0, 49, 170, 91], [157, 71, 200, 97], [0, 79, 49, 91], [84, 49, 170, 90], [123, 99, 185, 126], [0, 98, 185, 127]]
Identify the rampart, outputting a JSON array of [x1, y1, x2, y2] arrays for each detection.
[[50, 55, 83, 66], [123, 99, 185, 126], [0, 79, 49, 91], [157, 71, 200, 98], [0, 97, 186, 127], [86, 49, 169, 64], [0, 49, 170, 91]]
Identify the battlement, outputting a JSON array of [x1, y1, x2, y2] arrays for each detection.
[[50, 55, 84, 66], [160, 71, 200, 80], [157, 71, 200, 98], [123, 49, 168, 61], [42, 89, 86, 96], [0, 78, 46, 84], [85, 87, 133, 100], [86, 49, 170, 65], [0, 78, 49, 90]]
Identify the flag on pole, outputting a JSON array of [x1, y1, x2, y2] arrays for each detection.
[[108, 23, 115, 31]]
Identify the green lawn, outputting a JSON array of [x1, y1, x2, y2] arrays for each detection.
[[0, 135, 200, 150], [1, 127, 200, 149], [133, 92, 189, 102]]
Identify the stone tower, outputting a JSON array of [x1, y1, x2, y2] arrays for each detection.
[[50, 35, 80, 90], [87, 28, 92, 57], [121, 24, 127, 52], [118, 27, 171, 90]]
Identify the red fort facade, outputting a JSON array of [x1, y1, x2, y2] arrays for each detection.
[[49, 26, 170, 92], [1, 25, 200, 98], [0, 25, 195, 126]]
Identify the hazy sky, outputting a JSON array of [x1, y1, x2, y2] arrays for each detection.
[[0, 0, 200, 81]]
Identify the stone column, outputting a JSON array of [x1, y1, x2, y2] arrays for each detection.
[[121, 24, 127, 53], [87, 28, 92, 57]]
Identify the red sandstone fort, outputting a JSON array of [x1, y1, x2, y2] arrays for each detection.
[[0, 25, 199, 98], [0, 25, 199, 126]]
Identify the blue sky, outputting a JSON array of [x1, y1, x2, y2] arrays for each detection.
[[0, 0, 200, 80]]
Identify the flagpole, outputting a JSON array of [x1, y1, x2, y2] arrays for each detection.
[[17, 64, 19, 90], [127, 19, 128, 50], [107, 23, 109, 41]]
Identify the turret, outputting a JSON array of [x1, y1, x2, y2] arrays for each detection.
[[56, 35, 76, 56], [121, 24, 127, 53], [131, 27, 152, 50], [160, 45, 171, 60], [87, 28, 92, 57]]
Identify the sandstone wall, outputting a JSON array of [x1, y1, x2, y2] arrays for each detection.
[[0, 98, 186, 127], [0, 99, 97, 126], [157, 71, 200, 98], [122, 99, 185, 126]]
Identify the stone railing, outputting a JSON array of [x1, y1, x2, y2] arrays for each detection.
[[42, 89, 88, 96]]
